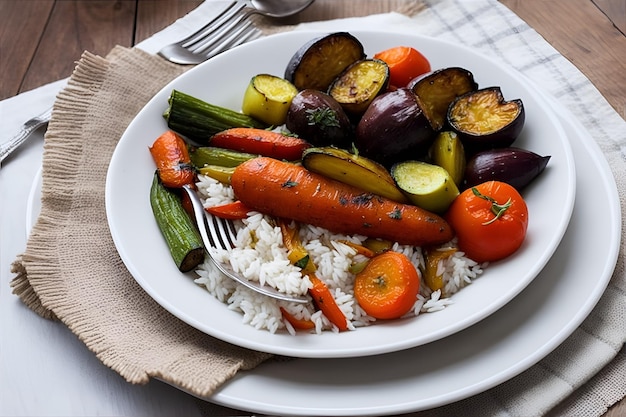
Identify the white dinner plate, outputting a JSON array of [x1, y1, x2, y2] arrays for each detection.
[[205, 88, 621, 415], [105, 31, 575, 358]]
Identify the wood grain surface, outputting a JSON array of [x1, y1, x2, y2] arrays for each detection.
[[0, 1, 624, 415]]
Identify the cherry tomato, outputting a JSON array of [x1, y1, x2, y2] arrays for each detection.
[[373, 46, 431, 88], [446, 181, 528, 263]]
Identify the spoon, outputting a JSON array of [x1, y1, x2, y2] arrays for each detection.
[[248, 0, 316, 19]]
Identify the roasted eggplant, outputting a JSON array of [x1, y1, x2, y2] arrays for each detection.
[[448, 87, 525, 150], [301, 147, 409, 203], [285, 32, 366, 91], [409, 67, 478, 131], [328, 58, 390, 115], [464, 147, 550, 190], [355, 88, 437, 167], [286, 89, 353, 147]]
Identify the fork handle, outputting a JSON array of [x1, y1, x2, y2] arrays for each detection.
[[0, 115, 50, 163]]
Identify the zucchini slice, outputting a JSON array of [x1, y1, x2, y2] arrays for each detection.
[[241, 74, 299, 126], [391, 160, 459, 213], [285, 32, 366, 91]]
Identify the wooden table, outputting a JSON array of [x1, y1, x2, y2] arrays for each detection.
[[1, 1, 624, 416]]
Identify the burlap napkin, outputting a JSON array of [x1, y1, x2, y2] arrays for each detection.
[[10, 46, 272, 398]]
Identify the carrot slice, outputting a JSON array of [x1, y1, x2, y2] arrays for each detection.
[[354, 251, 420, 320], [210, 127, 311, 161], [280, 307, 316, 331], [205, 200, 252, 220], [308, 275, 349, 331], [373, 46, 431, 88], [279, 219, 349, 331], [149, 130, 196, 188]]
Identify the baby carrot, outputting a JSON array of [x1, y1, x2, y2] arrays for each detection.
[[210, 127, 311, 161], [149, 130, 196, 188], [354, 251, 420, 320], [205, 200, 252, 220], [373, 46, 431, 88], [231, 157, 454, 247], [280, 307, 316, 331]]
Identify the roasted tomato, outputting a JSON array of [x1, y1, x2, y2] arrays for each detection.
[[447, 87, 525, 150], [445, 180, 529, 263]]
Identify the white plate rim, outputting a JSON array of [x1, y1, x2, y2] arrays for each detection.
[[104, 30, 576, 358]]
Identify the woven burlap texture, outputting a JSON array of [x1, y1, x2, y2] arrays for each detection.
[[10, 46, 272, 398]]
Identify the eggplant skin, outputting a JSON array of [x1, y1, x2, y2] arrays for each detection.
[[409, 67, 478, 131], [355, 88, 437, 167], [448, 87, 525, 151], [284, 32, 366, 92], [464, 147, 551, 190], [286, 89, 354, 148]]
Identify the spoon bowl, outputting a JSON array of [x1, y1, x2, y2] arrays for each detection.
[[249, 0, 316, 19]]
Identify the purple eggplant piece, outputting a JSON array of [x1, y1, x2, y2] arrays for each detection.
[[463, 147, 551, 190]]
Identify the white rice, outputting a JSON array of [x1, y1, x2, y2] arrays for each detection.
[[193, 174, 484, 334]]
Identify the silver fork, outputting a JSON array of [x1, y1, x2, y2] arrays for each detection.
[[182, 185, 310, 304], [158, 1, 262, 65], [0, 106, 52, 163]]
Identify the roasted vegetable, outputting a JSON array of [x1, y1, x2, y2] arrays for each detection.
[[409, 67, 478, 131], [391, 160, 460, 213], [286, 89, 353, 148], [210, 127, 311, 161], [464, 147, 550, 190], [354, 251, 420, 320], [280, 220, 349, 331], [355, 88, 437, 167], [164, 89, 266, 142], [205, 200, 252, 220], [373, 45, 431, 88], [149, 130, 196, 188], [284, 32, 366, 91], [241, 74, 299, 126], [423, 247, 458, 293], [198, 165, 235, 184], [231, 157, 454, 247], [301, 146, 409, 203], [448, 87, 525, 150], [150, 172, 204, 272], [190, 146, 258, 168], [446, 181, 528, 263], [328, 58, 389, 115], [429, 131, 466, 187]]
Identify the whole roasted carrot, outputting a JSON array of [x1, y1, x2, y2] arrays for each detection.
[[149, 130, 195, 188], [231, 157, 454, 247], [210, 127, 310, 161]]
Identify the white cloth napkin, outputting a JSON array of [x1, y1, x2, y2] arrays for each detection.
[[2, 1, 624, 416]]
